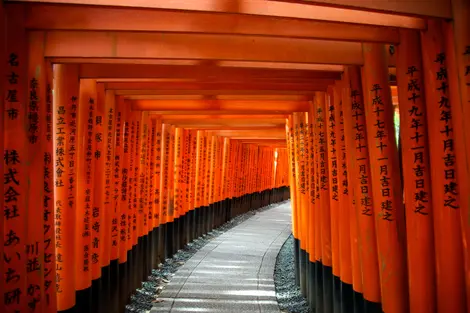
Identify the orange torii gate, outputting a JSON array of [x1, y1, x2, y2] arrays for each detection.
[[2, 1, 470, 313]]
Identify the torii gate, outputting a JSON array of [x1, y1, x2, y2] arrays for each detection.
[[1, 1, 470, 313]]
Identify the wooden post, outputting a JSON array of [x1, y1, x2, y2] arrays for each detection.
[[27, 30, 47, 313], [420, 19, 467, 313], [396, 28, 437, 313], [444, 3, 470, 306], [3, 6, 28, 312], [362, 43, 409, 313], [44, 59, 57, 313], [104, 90, 116, 267], [326, 87, 341, 279], [75, 79, 96, 300], [92, 83, 105, 281], [53, 63, 80, 312], [342, 66, 381, 305]]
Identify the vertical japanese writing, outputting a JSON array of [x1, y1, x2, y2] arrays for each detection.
[[54, 98, 66, 296], [369, 83, 393, 221], [92, 110, 102, 267], [435, 53, 459, 210], [113, 109, 121, 249], [405, 65, 430, 215], [328, 101, 339, 201], [351, 89, 373, 216], [43, 81, 55, 307], [154, 120, 162, 223]]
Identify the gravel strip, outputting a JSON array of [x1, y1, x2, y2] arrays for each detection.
[[274, 235, 311, 313], [125, 201, 288, 313]]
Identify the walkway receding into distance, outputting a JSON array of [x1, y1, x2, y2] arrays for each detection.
[[151, 202, 292, 313]]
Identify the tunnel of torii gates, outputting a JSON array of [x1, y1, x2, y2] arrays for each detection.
[[1, 1, 470, 313]]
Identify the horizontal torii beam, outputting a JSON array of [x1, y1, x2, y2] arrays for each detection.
[[74, 63, 342, 80], [41, 31, 396, 65], [131, 99, 312, 111], [24, 3, 400, 43], [11, 0, 430, 26], [106, 81, 333, 92]]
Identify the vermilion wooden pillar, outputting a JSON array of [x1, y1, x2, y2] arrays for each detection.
[[0, 3, 5, 311], [92, 83, 106, 282], [117, 97, 130, 264], [362, 43, 409, 313], [326, 87, 340, 279], [396, 29, 437, 313], [53, 63, 80, 312], [75, 79, 96, 310], [342, 66, 380, 306], [44, 58, 57, 313], [3, 6, 28, 312], [446, 2, 470, 306], [27, 31, 47, 313], [104, 90, 116, 269], [334, 81, 352, 287], [421, 19, 467, 313], [307, 106, 316, 267]]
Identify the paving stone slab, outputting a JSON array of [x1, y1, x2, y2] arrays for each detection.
[[150, 202, 292, 313]]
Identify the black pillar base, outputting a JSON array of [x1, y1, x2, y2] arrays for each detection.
[[308, 260, 316, 310], [75, 286, 92, 313], [315, 261, 324, 313], [340, 282, 354, 313], [299, 248, 307, 296], [322, 265, 334, 313], [293, 238, 300, 286], [364, 299, 382, 313]]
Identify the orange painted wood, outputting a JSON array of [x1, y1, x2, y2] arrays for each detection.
[[137, 112, 148, 237], [362, 43, 409, 313], [24, 3, 400, 43], [314, 92, 332, 268], [194, 131, 204, 209], [0, 3, 4, 310], [307, 107, 316, 262], [132, 112, 143, 237], [326, 87, 340, 277], [3, 7, 28, 312], [168, 125, 176, 222], [43, 31, 366, 65], [78, 63, 341, 81], [147, 118, 157, 230], [188, 130, 198, 211], [334, 81, 353, 286], [92, 83, 106, 279], [342, 66, 380, 300], [301, 113, 312, 258], [293, 112, 307, 250], [53, 63, 80, 311], [17, 0, 428, 26], [153, 118, 163, 227], [43, 60, 57, 313], [174, 128, 184, 218], [160, 124, 171, 223], [396, 29, 437, 313], [117, 97, 131, 262], [444, 5, 470, 306], [75, 79, 96, 292], [104, 91, 117, 261], [127, 111, 138, 246], [113, 96, 124, 259], [421, 19, 467, 313], [26, 30, 46, 313], [134, 100, 313, 113], [203, 133, 210, 207], [106, 81, 332, 92]]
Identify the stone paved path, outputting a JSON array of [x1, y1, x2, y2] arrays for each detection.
[[150, 201, 292, 313]]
